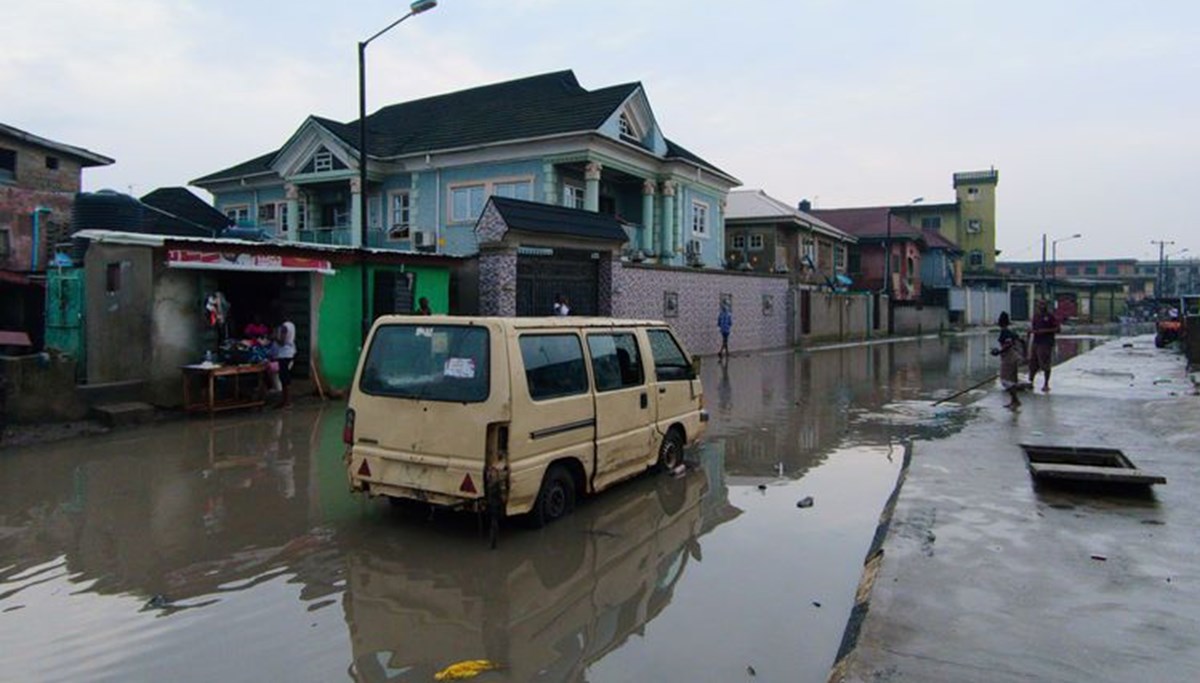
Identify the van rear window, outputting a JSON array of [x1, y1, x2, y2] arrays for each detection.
[[360, 325, 489, 402]]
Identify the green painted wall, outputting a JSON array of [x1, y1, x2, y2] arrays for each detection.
[[315, 263, 452, 392], [315, 265, 364, 391]]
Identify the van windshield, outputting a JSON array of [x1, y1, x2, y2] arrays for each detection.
[[360, 324, 489, 402]]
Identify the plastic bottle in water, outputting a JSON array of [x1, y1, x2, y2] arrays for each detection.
[[204, 350, 214, 364]]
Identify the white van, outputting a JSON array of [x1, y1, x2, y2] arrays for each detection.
[[344, 316, 707, 526]]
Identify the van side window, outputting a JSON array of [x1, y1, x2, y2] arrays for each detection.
[[587, 333, 644, 392], [647, 329, 692, 382], [519, 334, 589, 400]]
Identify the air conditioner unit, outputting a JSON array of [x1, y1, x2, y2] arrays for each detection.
[[413, 231, 428, 247], [686, 239, 701, 256]]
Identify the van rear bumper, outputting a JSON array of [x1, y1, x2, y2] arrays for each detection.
[[347, 446, 486, 511]]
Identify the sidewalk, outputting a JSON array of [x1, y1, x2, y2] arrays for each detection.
[[837, 336, 1200, 682]]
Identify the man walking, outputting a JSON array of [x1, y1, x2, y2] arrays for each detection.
[[1029, 300, 1061, 392], [717, 302, 733, 360]]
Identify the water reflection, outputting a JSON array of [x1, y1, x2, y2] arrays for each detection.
[[0, 332, 1103, 682], [343, 449, 738, 682]]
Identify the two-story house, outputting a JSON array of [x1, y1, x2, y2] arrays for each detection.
[[1, 122, 113, 349], [810, 207, 928, 301], [192, 70, 740, 268], [723, 190, 856, 285]]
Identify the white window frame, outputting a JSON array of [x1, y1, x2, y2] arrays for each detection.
[[313, 150, 334, 173], [691, 199, 709, 236], [563, 183, 585, 210], [802, 238, 816, 266], [748, 234, 764, 251], [224, 205, 250, 226], [834, 244, 845, 271], [493, 179, 533, 201], [966, 187, 980, 202], [968, 250, 984, 267], [967, 219, 982, 234], [388, 191, 412, 240], [449, 183, 486, 223]]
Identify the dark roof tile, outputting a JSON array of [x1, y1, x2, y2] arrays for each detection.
[[488, 196, 627, 243]]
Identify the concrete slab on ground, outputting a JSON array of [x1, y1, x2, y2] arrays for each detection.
[[839, 336, 1200, 682], [92, 401, 156, 428]]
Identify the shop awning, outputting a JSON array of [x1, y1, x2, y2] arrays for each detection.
[[167, 249, 335, 274]]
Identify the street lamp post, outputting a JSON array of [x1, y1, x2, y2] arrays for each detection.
[[1151, 239, 1174, 302], [358, 0, 438, 341], [883, 197, 922, 334], [1049, 232, 1082, 306]]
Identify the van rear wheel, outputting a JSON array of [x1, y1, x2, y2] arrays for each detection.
[[531, 464, 576, 528], [657, 429, 685, 472]]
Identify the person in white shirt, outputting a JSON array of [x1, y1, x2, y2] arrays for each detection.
[[553, 294, 570, 316], [274, 310, 297, 408]]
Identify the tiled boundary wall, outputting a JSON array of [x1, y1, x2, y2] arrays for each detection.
[[613, 264, 790, 356]]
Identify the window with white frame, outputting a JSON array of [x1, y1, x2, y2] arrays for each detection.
[[802, 238, 816, 266], [314, 151, 334, 173], [389, 192, 411, 239], [563, 184, 585, 209], [966, 187, 980, 202], [968, 250, 984, 266], [732, 234, 746, 249], [967, 219, 982, 233], [257, 202, 288, 234], [450, 184, 486, 223], [619, 113, 637, 139], [224, 205, 250, 227], [691, 200, 709, 236], [834, 244, 845, 271], [749, 234, 764, 250], [493, 180, 532, 201]]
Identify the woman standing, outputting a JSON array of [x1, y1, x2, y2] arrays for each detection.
[[274, 308, 297, 408], [994, 312, 1023, 409]]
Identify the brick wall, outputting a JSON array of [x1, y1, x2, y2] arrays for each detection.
[[0, 186, 73, 272], [613, 263, 790, 356]]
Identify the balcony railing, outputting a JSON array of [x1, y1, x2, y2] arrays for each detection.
[[297, 227, 353, 246]]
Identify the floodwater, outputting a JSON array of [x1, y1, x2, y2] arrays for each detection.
[[0, 333, 1098, 682]]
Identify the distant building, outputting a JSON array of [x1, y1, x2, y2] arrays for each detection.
[[809, 207, 928, 301], [723, 190, 856, 285], [1, 122, 113, 350], [890, 169, 999, 275]]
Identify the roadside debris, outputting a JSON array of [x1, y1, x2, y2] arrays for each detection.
[[796, 496, 814, 509], [434, 659, 500, 681], [1090, 554, 1108, 562], [812, 601, 822, 608], [747, 665, 757, 676]]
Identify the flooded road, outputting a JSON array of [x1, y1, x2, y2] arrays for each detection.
[[0, 333, 1098, 682]]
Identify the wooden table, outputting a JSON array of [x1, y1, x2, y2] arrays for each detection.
[[182, 363, 268, 415]]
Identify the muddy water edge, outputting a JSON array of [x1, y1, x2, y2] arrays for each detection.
[[0, 333, 1099, 682]]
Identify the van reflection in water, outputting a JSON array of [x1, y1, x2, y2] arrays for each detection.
[[344, 456, 736, 682]]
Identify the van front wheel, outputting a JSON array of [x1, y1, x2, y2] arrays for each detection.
[[657, 429, 685, 472], [532, 464, 576, 528]]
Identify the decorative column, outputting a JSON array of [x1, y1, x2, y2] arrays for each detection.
[[349, 176, 364, 247], [584, 161, 602, 212], [660, 180, 676, 261], [718, 197, 727, 266], [641, 180, 656, 255], [284, 183, 299, 242]]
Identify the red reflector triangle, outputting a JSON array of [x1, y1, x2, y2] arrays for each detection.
[[460, 473, 477, 494], [357, 460, 372, 477]]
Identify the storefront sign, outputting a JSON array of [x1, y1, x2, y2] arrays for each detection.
[[167, 250, 334, 274]]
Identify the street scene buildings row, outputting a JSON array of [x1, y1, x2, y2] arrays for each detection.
[[2, 69, 1186, 420]]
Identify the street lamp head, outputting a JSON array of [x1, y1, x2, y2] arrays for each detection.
[[911, 197, 924, 205], [410, 0, 437, 13], [1070, 233, 1081, 238]]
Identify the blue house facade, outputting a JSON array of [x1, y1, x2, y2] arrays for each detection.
[[192, 71, 740, 268]]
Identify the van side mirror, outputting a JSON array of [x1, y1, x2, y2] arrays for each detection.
[[690, 355, 702, 378]]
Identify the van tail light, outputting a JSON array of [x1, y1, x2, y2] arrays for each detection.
[[342, 409, 356, 445]]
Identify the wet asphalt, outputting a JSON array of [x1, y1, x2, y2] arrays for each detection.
[[839, 335, 1200, 682], [0, 331, 1114, 682]]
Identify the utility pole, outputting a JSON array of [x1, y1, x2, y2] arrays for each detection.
[[1151, 239, 1173, 301], [1040, 233, 1047, 302]]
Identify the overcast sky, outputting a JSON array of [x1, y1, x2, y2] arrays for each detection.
[[3, 0, 1196, 262]]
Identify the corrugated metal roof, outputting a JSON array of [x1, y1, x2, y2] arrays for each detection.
[[726, 190, 856, 242]]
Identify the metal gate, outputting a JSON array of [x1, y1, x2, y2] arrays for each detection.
[[45, 268, 85, 381], [516, 248, 599, 316]]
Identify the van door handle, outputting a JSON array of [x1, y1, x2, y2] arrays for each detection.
[[640, 392, 648, 409], [658, 387, 667, 394]]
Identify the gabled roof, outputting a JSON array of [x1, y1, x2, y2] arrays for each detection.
[[486, 195, 628, 243], [809, 207, 922, 241], [922, 227, 961, 252], [192, 149, 279, 185], [141, 187, 229, 233], [194, 70, 731, 185], [726, 189, 855, 242], [0, 121, 114, 167]]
